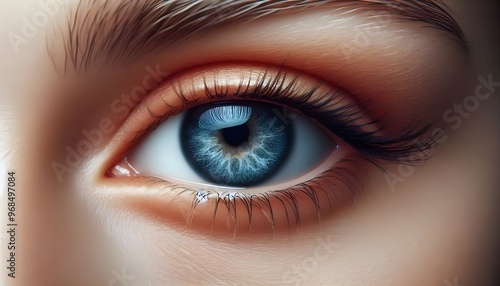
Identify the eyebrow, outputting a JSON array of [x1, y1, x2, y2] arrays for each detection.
[[48, 0, 466, 74]]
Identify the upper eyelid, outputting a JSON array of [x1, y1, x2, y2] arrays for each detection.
[[96, 65, 331, 176], [102, 64, 435, 173], [48, 0, 466, 74]]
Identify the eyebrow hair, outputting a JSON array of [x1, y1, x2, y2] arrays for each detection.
[[48, 0, 466, 74]]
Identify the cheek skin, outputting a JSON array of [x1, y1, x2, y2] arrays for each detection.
[[100, 120, 491, 286], [89, 130, 488, 285], [0, 1, 112, 286]]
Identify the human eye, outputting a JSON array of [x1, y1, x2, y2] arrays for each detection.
[[103, 63, 434, 237], [44, 0, 470, 243], [124, 99, 336, 188]]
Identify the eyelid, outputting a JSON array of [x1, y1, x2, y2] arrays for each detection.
[[96, 62, 424, 236], [101, 153, 373, 237], [102, 63, 435, 176], [150, 63, 362, 122], [102, 62, 369, 164], [98, 62, 439, 186]]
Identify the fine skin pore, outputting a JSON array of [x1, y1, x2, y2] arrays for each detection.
[[0, 0, 499, 285]]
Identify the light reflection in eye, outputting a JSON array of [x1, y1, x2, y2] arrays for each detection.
[[124, 101, 337, 188]]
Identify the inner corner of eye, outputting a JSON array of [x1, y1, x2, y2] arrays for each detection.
[[107, 101, 338, 189]]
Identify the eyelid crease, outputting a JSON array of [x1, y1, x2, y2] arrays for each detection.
[[120, 65, 354, 152]]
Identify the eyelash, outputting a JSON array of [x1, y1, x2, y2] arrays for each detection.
[[131, 67, 436, 163], [133, 153, 375, 237], [115, 64, 437, 235]]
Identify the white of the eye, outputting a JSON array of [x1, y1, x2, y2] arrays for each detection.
[[128, 112, 215, 184], [262, 114, 336, 185], [127, 109, 337, 189]]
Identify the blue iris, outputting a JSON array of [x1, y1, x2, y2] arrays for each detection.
[[181, 102, 293, 187]]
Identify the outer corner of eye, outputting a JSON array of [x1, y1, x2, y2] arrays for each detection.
[[106, 101, 341, 189]]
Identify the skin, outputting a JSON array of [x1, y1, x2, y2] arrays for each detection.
[[1, 0, 499, 285]]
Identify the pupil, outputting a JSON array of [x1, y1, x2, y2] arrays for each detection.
[[222, 124, 249, 147]]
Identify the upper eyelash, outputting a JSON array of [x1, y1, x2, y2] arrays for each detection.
[[134, 66, 438, 164], [235, 68, 438, 163]]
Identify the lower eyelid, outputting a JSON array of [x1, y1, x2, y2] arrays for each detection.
[[105, 153, 373, 237]]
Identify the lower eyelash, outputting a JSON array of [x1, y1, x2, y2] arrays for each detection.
[[148, 153, 378, 238]]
